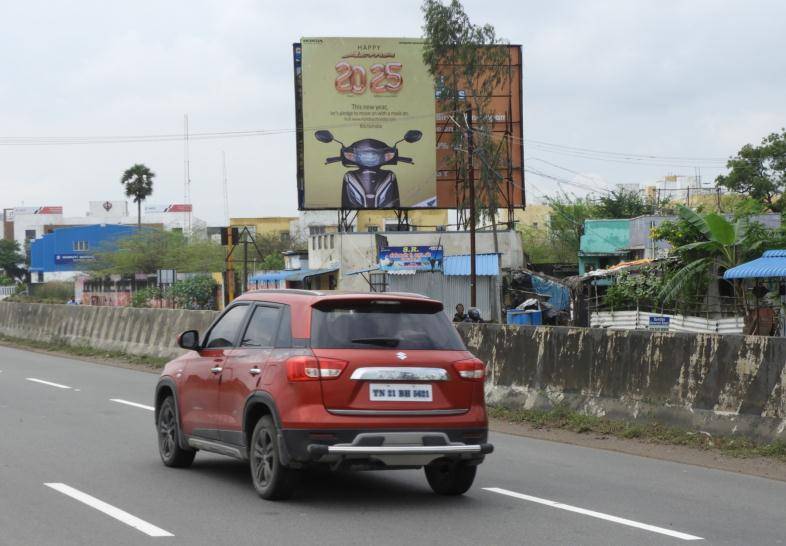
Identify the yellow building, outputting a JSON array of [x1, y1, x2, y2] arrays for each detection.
[[356, 209, 449, 232], [497, 205, 552, 230], [229, 216, 296, 242]]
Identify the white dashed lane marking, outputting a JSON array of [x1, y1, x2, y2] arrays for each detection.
[[484, 487, 703, 541], [44, 483, 174, 537], [25, 377, 72, 390], [110, 399, 155, 411]]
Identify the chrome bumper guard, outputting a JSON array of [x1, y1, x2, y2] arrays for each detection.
[[306, 431, 493, 462]]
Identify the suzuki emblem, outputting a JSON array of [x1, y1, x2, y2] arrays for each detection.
[[396, 352, 408, 360]]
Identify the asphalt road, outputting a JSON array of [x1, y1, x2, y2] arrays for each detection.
[[1, 345, 785, 545]]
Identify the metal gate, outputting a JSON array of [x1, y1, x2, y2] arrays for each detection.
[[385, 272, 500, 322]]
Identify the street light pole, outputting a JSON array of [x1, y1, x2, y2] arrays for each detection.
[[467, 106, 477, 308]]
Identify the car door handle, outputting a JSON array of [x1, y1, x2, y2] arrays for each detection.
[[210, 366, 223, 374], [249, 367, 262, 376]]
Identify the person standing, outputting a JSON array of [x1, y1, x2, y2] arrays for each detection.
[[453, 303, 467, 322]]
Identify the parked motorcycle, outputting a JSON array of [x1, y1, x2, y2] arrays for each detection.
[[314, 129, 423, 209]]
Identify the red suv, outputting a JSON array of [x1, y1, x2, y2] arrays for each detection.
[[154, 290, 492, 500]]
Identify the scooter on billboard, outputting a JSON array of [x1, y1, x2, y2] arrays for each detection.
[[314, 129, 423, 209]]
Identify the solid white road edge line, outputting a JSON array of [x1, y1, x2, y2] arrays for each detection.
[[110, 398, 155, 411], [25, 377, 71, 389], [44, 483, 173, 538], [483, 487, 703, 541]]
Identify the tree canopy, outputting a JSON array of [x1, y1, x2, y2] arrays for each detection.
[[90, 229, 224, 276], [0, 239, 25, 281], [421, 0, 510, 225], [121, 163, 155, 225], [716, 129, 786, 212]]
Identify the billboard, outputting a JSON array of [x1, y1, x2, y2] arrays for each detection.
[[295, 40, 524, 211], [144, 204, 193, 213], [297, 38, 437, 210], [379, 245, 443, 272]]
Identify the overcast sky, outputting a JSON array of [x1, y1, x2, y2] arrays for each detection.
[[2, 0, 785, 224]]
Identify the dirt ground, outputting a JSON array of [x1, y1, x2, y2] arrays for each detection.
[[490, 418, 786, 483]]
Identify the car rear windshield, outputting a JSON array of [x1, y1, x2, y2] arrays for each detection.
[[311, 300, 466, 350]]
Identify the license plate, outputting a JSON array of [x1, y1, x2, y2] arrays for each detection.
[[369, 383, 433, 402]]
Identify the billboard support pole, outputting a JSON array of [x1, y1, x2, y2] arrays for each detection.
[[467, 107, 477, 308]]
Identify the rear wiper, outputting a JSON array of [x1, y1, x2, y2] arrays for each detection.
[[350, 337, 401, 347]]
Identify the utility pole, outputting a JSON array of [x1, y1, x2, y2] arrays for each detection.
[[242, 228, 249, 295], [226, 227, 235, 303], [467, 107, 477, 308]]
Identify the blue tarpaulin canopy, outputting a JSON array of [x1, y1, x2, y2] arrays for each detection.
[[723, 250, 786, 279], [249, 271, 290, 282]]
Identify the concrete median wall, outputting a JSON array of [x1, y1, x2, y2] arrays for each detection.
[[0, 302, 218, 359], [2, 301, 785, 440], [457, 323, 786, 441]]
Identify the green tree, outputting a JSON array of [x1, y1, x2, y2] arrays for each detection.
[[91, 229, 224, 276], [121, 164, 155, 226], [595, 189, 653, 219], [716, 129, 786, 212], [0, 239, 26, 281], [543, 192, 597, 262], [421, 0, 511, 242]]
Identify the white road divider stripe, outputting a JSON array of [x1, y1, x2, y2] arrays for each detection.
[[484, 487, 703, 541], [110, 399, 155, 411], [44, 483, 173, 537], [25, 377, 71, 389]]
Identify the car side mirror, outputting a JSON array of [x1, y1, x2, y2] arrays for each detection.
[[178, 330, 200, 351], [315, 130, 334, 143], [403, 130, 422, 143]]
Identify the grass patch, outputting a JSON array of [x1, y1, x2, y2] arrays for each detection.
[[489, 405, 786, 462], [0, 333, 168, 368]]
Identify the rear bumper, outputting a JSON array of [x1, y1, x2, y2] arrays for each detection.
[[283, 428, 491, 467]]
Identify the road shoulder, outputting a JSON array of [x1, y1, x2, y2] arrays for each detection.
[[490, 418, 786, 482]]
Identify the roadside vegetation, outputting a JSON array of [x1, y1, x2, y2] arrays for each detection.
[[489, 405, 786, 462], [0, 333, 168, 368]]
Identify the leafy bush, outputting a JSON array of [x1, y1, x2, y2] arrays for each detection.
[[28, 282, 74, 303], [603, 271, 666, 310], [131, 276, 217, 310]]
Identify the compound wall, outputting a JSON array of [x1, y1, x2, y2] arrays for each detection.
[[0, 302, 217, 359], [457, 323, 786, 441], [2, 302, 785, 440]]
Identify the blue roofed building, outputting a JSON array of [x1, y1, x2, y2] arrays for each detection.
[[29, 224, 138, 282]]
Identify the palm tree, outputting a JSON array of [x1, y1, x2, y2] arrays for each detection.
[[658, 205, 771, 312], [121, 164, 155, 227]]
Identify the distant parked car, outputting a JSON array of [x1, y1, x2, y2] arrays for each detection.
[[154, 289, 492, 500]]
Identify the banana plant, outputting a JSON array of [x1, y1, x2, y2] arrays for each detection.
[[658, 205, 770, 307]]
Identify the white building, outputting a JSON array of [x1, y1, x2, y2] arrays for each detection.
[[308, 228, 524, 292], [6, 201, 207, 247]]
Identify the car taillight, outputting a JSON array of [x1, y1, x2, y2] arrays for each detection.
[[286, 356, 347, 382], [453, 359, 485, 381]]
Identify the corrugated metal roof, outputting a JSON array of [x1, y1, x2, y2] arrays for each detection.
[[724, 250, 786, 279], [346, 266, 380, 276], [285, 268, 338, 282], [443, 253, 499, 276]]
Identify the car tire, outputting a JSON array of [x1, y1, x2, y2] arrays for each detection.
[[157, 396, 196, 468], [250, 415, 295, 500], [424, 460, 477, 495]]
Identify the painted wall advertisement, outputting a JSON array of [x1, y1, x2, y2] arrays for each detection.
[[379, 245, 443, 272], [299, 37, 437, 209]]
